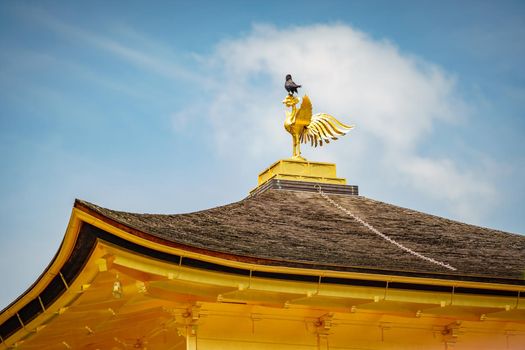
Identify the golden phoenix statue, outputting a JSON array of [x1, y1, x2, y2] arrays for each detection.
[[283, 94, 354, 160]]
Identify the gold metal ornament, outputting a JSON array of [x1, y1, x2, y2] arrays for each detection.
[[283, 94, 353, 160]]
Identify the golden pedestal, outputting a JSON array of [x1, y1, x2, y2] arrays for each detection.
[[254, 158, 346, 191]]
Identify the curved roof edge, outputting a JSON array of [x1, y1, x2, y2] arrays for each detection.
[[1, 199, 524, 343]]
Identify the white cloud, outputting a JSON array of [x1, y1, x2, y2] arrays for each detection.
[[396, 155, 496, 219], [201, 23, 497, 221]]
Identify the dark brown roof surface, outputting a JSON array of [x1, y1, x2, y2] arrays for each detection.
[[76, 188, 525, 284]]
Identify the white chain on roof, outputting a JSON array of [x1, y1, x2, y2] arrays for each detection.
[[314, 184, 457, 271]]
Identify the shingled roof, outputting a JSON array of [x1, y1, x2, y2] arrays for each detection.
[[75, 183, 525, 286]]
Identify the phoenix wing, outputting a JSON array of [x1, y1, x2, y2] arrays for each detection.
[[294, 95, 313, 128], [301, 113, 354, 147]]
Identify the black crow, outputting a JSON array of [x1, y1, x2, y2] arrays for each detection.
[[285, 74, 301, 95]]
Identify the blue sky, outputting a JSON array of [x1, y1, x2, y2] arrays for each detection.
[[1, 0, 524, 308]]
